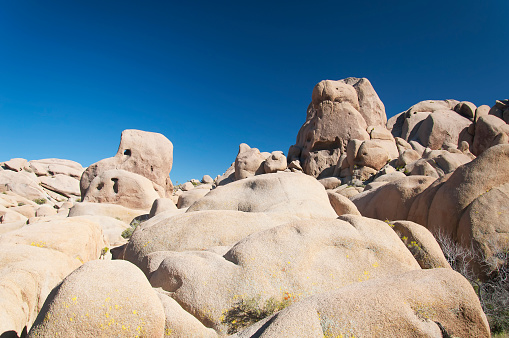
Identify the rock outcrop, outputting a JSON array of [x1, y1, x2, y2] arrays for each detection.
[[80, 129, 174, 200]]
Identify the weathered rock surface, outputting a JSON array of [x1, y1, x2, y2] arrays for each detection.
[[29, 260, 165, 337], [351, 176, 436, 221], [69, 201, 147, 223], [39, 174, 80, 198], [0, 244, 80, 336], [327, 191, 361, 216], [235, 143, 267, 180], [288, 78, 386, 178], [149, 198, 178, 218], [157, 291, 217, 338], [420, 144, 509, 272], [187, 172, 337, 219], [0, 217, 107, 263], [472, 115, 509, 156], [390, 220, 450, 269], [149, 216, 420, 333], [83, 169, 160, 210], [80, 129, 174, 199], [232, 269, 490, 338], [28, 158, 84, 178], [123, 210, 300, 273], [177, 188, 210, 209]]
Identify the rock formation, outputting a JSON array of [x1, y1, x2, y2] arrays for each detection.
[[0, 81, 507, 337]]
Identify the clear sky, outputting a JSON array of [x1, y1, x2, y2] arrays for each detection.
[[1, 1, 507, 184]]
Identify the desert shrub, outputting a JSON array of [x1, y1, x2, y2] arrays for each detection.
[[222, 294, 295, 334], [435, 231, 509, 334], [121, 219, 142, 239], [17, 202, 25, 206], [33, 198, 46, 205]]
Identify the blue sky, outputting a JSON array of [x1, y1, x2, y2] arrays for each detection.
[[1, 1, 507, 184]]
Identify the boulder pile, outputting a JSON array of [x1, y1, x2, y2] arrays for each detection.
[[1, 78, 507, 337]]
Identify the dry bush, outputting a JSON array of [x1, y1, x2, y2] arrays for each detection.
[[435, 231, 509, 334]]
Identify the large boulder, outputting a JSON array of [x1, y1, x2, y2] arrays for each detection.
[[389, 100, 473, 150], [28, 158, 84, 178], [149, 216, 420, 333], [351, 176, 436, 221], [472, 115, 509, 156], [0, 244, 80, 336], [80, 129, 174, 198], [29, 260, 165, 337], [123, 210, 300, 273], [83, 169, 160, 210], [177, 188, 210, 209], [187, 172, 337, 219], [0, 170, 50, 202], [423, 144, 509, 273], [231, 269, 489, 338], [39, 174, 80, 198], [288, 78, 387, 178], [234, 143, 267, 180], [69, 201, 147, 223], [0, 217, 107, 263], [390, 220, 450, 269]]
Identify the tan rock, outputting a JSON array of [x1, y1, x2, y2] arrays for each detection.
[[75, 215, 130, 246], [235, 143, 266, 180], [327, 191, 361, 216], [83, 169, 160, 210], [0, 244, 80, 336], [35, 204, 57, 217], [80, 129, 174, 198], [289, 78, 379, 178], [0, 171, 49, 201], [354, 140, 390, 170], [123, 210, 301, 273], [69, 201, 147, 223], [180, 182, 194, 191], [177, 188, 210, 209], [426, 144, 509, 273], [29, 260, 165, 337], [454, 101, 477, 119], [149, 198, 178, 218], [232, 269, 489, 338], [390, 220, 450, 269], [157, 291, 217, 338], [472, 115, 509, 156], [0, 217, 106, 263], [351, 176, 436, 221], [416, 109, 472, 149], [263, 151, 287, 173], [318, 177, 342, 190], [202, 175, 214, 184], [28, 158, 84, 178], [0, 205, 28, 224], [150, 216, 420, 333], [187, 172, 337, 219], [39, 174, 80, 197], [3, 158, 27, 172]]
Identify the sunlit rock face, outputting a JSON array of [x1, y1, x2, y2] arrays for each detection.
[[288, 78, 389, 178]]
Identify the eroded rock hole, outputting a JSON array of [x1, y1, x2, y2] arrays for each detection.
[[111, 178, 119, 194], [124, 149, 131, 156], [97, 182, 104, 191]]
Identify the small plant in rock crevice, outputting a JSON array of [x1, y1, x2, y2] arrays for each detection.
[[221, 293, 297, 334], [121, 219, 142, 239], [33, 198, 46, 205]]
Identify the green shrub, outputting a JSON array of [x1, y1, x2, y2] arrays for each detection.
[[222, 294, 295, 334], [17, 202, 25, 206], [33, 198, 46, 205], [121, 219, 142, 239]]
